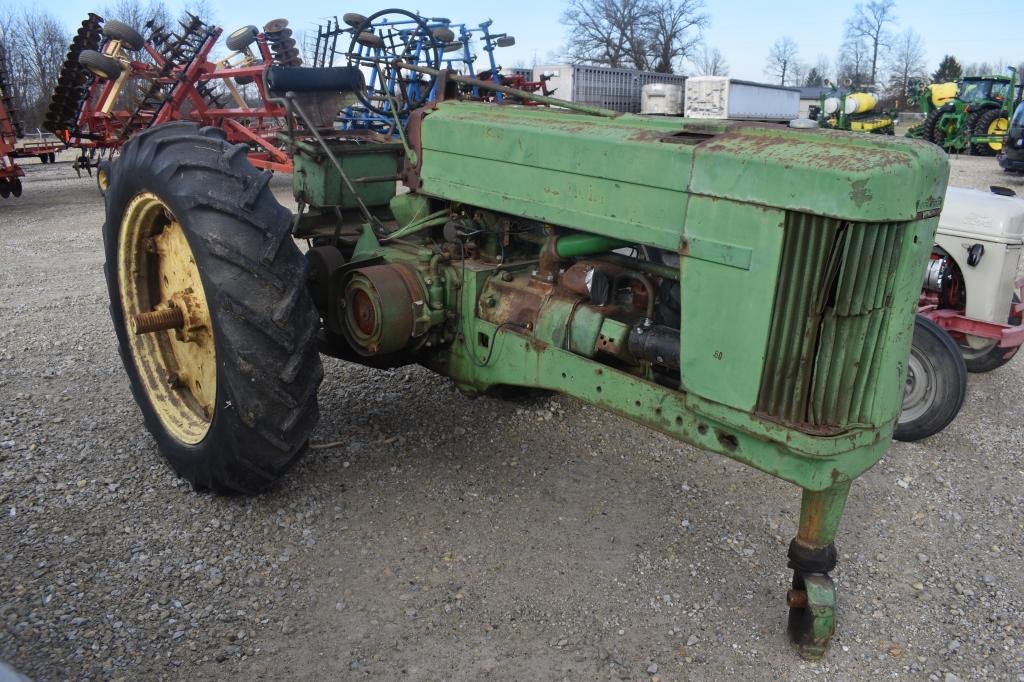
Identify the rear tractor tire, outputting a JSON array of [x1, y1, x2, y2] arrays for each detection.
[[894, 315, 967, 442], [922, 106, 947, 145], [102, 122, 323, 493]]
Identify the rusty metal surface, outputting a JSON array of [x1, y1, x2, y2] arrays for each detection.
[[130, 307, 184, 334]]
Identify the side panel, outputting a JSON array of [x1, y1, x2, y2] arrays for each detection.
[[678, 197, 786, 410], [727, 81, 799, 121], [416, 106, 699, 251], [420, 150, 688, 251]]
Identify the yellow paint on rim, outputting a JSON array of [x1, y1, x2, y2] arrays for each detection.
[[118, 192, 216, 444], [97, 168, 109, 192], [987, 117, 1009, 151]]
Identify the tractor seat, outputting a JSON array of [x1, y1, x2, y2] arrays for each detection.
[[266, 66, 364, 94]]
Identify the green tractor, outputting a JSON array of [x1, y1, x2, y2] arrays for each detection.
[[912, 69, 1021, 155], [99, 56, 948, 659]]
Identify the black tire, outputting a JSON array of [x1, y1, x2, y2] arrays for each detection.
[[102, 122, 323, 493], [103, 20, 145, 51], [965, 108, 986, 150], [226, 25, 258, 52], [894, 315, 967, 442], [962, 295, 1022, 372], [9, 177, 21, 197], [78, 49, 123, 80], [923, 105, 950, 145], [38, 154, 48, 164], [0, 179, 9, 199], [48, 152, 56, 163], [971, 108, 1008, 156]]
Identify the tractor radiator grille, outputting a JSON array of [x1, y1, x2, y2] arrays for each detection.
[[757, 213, 905, 428]]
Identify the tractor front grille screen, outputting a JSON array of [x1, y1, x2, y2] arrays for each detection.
[[757, 212, 905, 428]]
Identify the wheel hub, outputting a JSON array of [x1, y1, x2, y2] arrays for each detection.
[[117, 192, 216, 444], [901, 349, 936, 423]]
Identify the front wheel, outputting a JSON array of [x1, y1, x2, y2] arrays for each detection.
[[894, 315, 967, 442], [103, 122, 323, 493]]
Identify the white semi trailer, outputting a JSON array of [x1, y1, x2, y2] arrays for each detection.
[[684, 76, 800, 122]]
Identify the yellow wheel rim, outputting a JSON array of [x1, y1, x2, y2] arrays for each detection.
[[97, 168, 109, 192], [117, 192, 216, 444], [987, 117, 1009, 151]]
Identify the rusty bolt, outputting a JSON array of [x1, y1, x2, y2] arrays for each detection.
[[500, 271, 513, 282], [786, 589, 808, 609], [131, 307, 185, 335]]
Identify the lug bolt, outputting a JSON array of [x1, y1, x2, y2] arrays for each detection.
[[786, 589, 808, 608], [131, 307, 184, 334]]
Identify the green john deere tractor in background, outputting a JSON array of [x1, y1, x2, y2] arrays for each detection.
[[910, 69, 1022, 155]]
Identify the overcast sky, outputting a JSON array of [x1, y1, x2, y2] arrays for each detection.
[[31, 0, 1022, 81]]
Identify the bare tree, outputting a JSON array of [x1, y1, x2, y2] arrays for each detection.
[[561, 0, 707, 73], [561, 0, 649, 68], [646, 0, 708, 73], [764, 37, 799, 86], [690, 44, 728, 76], [844, 0, 897, 86], [837, 37, 869, 86], [183, 0, 216, 26], [886, 28, 926, 102], [789, 61, 808, 88], [101, 0, 171, 35], [3, 8, 69, 130], [811, 55, 831, 84], [962, 61, 1008, 76]]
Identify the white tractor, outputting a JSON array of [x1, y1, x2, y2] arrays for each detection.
[[896, 185, 1024, 441]]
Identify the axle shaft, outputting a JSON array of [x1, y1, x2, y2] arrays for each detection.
[[131, 307, 184, 334]]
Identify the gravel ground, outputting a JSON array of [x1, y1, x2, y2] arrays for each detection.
[[1, 150, 1022, 681]]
